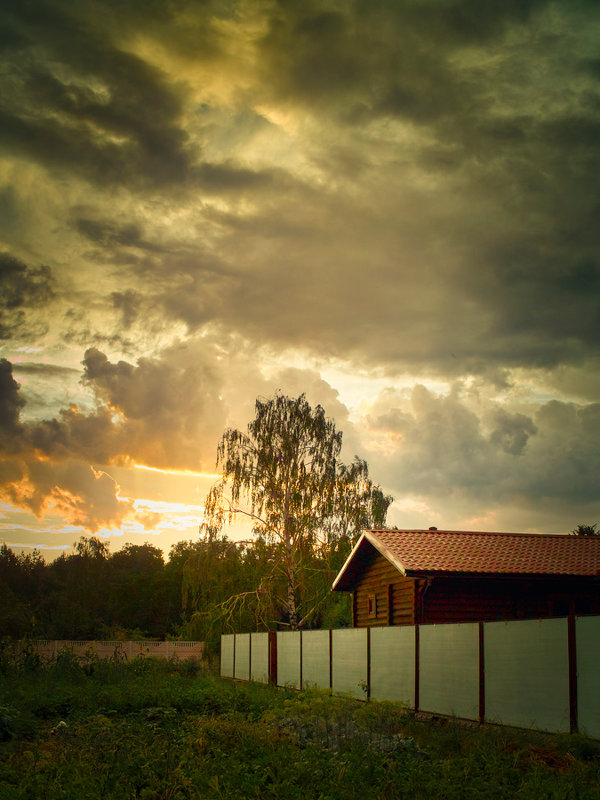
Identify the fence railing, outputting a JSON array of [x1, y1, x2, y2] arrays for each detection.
[[221, 615, 600, 738], [10, 640, 205, 661]]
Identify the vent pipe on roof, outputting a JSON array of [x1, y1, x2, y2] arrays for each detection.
[[428, 526, 438, 531]]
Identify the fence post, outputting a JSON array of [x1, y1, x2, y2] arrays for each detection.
[[479, 621, 485, 724], [328, 628, 333, 693], [414, 624, 420, 712], [568, 613, 578, 733], [366, 627, 371, 700], [299, 631, 303, 690], [268, 632, 277, 685]]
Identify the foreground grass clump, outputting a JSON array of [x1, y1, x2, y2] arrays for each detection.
[[1, 650, 599, 799]]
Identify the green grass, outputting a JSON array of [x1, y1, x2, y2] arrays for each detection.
[[1, 650, 599, 799]]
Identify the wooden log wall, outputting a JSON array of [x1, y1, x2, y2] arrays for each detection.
[[353, 550, 416, 627], [423, 576, 600, 624]]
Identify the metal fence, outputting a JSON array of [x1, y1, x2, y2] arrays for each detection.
[[12, 639, 205, 661], [221, 615, 600, 738]]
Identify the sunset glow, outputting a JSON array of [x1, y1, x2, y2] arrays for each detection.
[[134, 465, 221, 480]]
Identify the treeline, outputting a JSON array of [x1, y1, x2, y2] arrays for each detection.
[[0, 534, 352, 652]]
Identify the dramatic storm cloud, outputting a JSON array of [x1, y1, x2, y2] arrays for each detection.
[[1, 0, 599, 554]]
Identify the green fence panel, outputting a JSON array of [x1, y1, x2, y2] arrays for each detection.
[[220, 634, 234, 678], [485, 617, 569, 732], [277, 631, 301, 688], [419, 622, 479, 719], [576, 616, 600, 739], [250, 632, 269, 684], [235, 633, 251, 680], [332, 628, 368, 699], [370, 625, 415, 705], [301, 630, 330, 690]]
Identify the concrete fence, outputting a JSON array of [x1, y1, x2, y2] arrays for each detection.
[[13, 639, 205, 661], [221, 615, 600, 738]]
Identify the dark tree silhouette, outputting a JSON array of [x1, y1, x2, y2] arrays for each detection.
[[571, 523, 599, 536]]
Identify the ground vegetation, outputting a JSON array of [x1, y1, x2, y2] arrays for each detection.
[[0, 652, 598, 799]]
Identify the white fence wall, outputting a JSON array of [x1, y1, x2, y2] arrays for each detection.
[[222, 615, 600, 737]]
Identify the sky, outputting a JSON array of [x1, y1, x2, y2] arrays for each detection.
[[1, 0, 599, 559]]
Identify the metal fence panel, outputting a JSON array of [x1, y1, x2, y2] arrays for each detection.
[[220, 635, 234, 678], [301, 630, 330, 690], [235, 633, 251, 680], [485, 618, 569, 732], [419, 623, 479, 719], [332, 628, 367, 699], [277, 631, 301, 688], [370, 626, 415, 705], [250, 633, 269, 684], [576, 616, 600, 739]]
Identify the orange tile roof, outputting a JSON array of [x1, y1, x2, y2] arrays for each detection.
[[332, 529, 600, 590]]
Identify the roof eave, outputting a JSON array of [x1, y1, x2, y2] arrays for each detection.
[[331, 530, 408, 592], [404, 569, 600, 579]]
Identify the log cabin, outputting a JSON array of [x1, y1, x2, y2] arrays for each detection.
[[331, 529, 600, 627]]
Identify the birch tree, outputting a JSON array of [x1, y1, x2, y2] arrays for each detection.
[[202, 393, 392, 629]]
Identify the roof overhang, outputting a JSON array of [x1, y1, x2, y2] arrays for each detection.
[[332, 530, 408, 592]]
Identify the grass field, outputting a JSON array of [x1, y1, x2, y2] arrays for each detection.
[[1, 647, 599, 799]]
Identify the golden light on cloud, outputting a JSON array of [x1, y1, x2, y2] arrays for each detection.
[[134, 464, 221, 479], [131, 498, 205, 514]]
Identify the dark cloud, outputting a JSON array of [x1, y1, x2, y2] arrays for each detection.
[[0, 359, 25, 441], [1, 0, 597, 374], [75, 218, 169, 254], [0, 1, 192, 189], [111, 290, 143, 329], [258, 0, 547, 119], [10, 363, 79, 378], [0, 253, 55, 340], [489, 410, 538, 456], [0, 1, 287, 195]]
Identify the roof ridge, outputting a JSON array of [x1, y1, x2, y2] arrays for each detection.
[[369, 528, 584, 539]]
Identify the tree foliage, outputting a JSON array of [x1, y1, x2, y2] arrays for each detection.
[[202, 393, 392, 629], [0, 537, 181, 641], [571, 523, 599, 536]]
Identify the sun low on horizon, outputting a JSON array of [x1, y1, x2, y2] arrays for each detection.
[[1, 0, 599, 560]]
